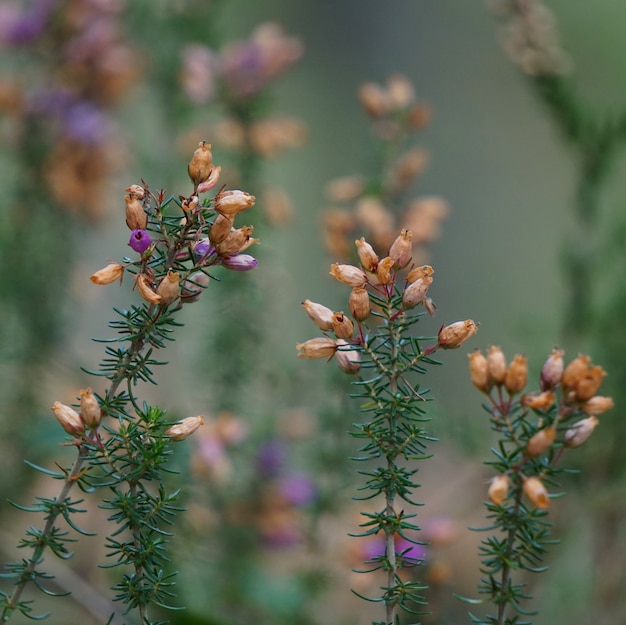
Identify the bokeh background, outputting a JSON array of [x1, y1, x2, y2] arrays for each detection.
[[1, 1, 625, 624]]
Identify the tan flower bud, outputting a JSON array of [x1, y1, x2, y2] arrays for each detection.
[[375, 256, 395, 285], [406, 264, 434, 283], [582, 396, 614, 416], [216, 226, 254, 256], [526, 425, 556, 456], [214, 189, 255, 217], [349, 286, 370, 322], [51, 401, 85, 437], [325, 175, 365, 203], [79, 388, 102, 429], [181, 195, 199, 213], [488, 474, 509, 505], [210, 214, 234, 244], [387, 73, 414, 109], [504, 354, 528, 395], [540, 347, 564, 391], [302, 300, 334, 331], [335, 339, 361, 374], [91, 263, 124, 285], [136, 273, 162, 305], [187, 141, 213, 186], [125, 184, 145, 200], [575, 365, 606, 402], [402, 275, 433, 310], [358, 82, 390, 117], [487, 346, 507, 385], [329, 263, 367, 287], [124, 194, 147, 230], [181, 271, 210, 303], [563, 416, 599, 448], [388, 229, 413, 268], [438, 320, 478, 350], [523, 476, 550, 509], [166, 415, 205, 441], [197, 164, 222, 193], [332, 312, 354, 339], [355, 237, 379, 272], [390, 148, 428, 192], [468, 349, 491, 394], [521, 390, 555, 410], [156, 270, 180, 306], [562, 353, 590, 390], [296, 337, 338, 360]]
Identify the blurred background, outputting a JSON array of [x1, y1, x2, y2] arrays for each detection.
[[0, 1, 625, 624]]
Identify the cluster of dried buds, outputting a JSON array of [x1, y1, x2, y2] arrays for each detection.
[[297, 229, 478, 373], [323, 74, 448, 262], [90, 141, 259, 307], [469, 346, 613, 509]]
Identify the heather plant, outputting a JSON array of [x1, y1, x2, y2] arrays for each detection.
[[297, 232, 478, 624], [0, 142, 260, 624], [462, 346, 613, 624]]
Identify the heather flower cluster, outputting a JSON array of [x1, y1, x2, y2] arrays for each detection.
[[323, 74, 448, 260], [91, 141, 259, 303], [466, 346, 613, 622]]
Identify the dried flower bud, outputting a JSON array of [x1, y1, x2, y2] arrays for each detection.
[[523, 476, 549, 509], [582, 396, 614, 416], [181, 195, 199, 213], [136, 273, 162, 305], [355, 237, 379, 272], [197, 165, 222, 193], [487, 346, 507, 385], [221, 254, 258, 271], [521, 390, 555, 410], [387, 73, 414, 109], [302, 300, 334, 330], [562, 353, 590, 390], [349, 286, 370, 322], [375, 256, 395, 285], [526, 425, 556, 456], [389, 148, 428, 192], [187, 141, 213, 186], [406, 264, 434, 283], [329, 263, 367, 287], [402, 275, 433, 310], [157, 270, 180, 306], [296, 337, 338, 359], [332, 312, 354, 339], [181, 271, 210, 303], [125, 194, 147, 230], [563, 416, 599, 448], [51, 401, 85, 437], [325, 175, 365, 203], [574, 365, 606, 402], [216, 226, 254, 256], [79, 388, 102, 429], [437, 320, 478, 350], [214, 189, 255, 216], [488, 474, 509, 505], [91, 263, 124, 285], [504, 354, 527, 395], [125, 184, 145, 200], [335, 339, 361, 374], [128, 229, 151, 254], [166, 415, 205, 441], [388, 229, 413, 268], [407, 102, 432, 130], [358, 82, 390, 117], [468, 349, 491, 394], [210, 213, 234, 244], [540, 347, 564, 390]]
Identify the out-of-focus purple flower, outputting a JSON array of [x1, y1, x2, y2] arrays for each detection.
[[63, 101, 110, 145], [256, 440, 287, 476], [277, 473, 316, 506], [28, 87, 74, 117], [180, 44, 218, 105], [128, 229, 151, 254], [0, 0, 56, 46], [221, 254, 258, 271], [361, 536, 427, 565], [260, 522, 301, 548], [193, 238, 215, 262]]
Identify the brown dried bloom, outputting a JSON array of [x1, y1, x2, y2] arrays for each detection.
[[523, 476, 549, 509], [375, 256, 396, 285], [329, 263, 367, 288], [51, 401, 85, 437], [488, 474, 510, 505], [437, 320, 478, 349], [540, 347, 564, 391], [156, 270, 180, 306], [582, 396, 614, 416], [302, 300, 334, 331], [214, 189, 256, 217], [563, 416, 599, 449], [124, 194, 147, 230], [331, 312, 354, 340], [355, 237, 379, 272], [349, 286, 371, 322], [574, 365, 606, 402], [468, 349, 491, 394], [188, 141, 214, 186], [296, 337, 338, 360], [526, 425, 556, 457], [335, 339, 361, 374], [561, 353, 590, 391], [388, 228, 413, 268], [504, 354, 528, 395], [136, 274, 162, 305], [487, 346, 507, 386], [402, 274, 433, 310], [166, 415, 205, 441], [216, 226, 254, 256], [521, 390, 555, 410], [91, 263, 124, 285], [79, 388, 102, 429]]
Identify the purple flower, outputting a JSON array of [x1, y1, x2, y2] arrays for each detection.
[[256, 440, 287, 476], [221, 254, 258, 271], [128, 229, 151, 254], [193, 239, 215, 262], [277, 473, 316, 507], [62, 101, 110, 145]]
